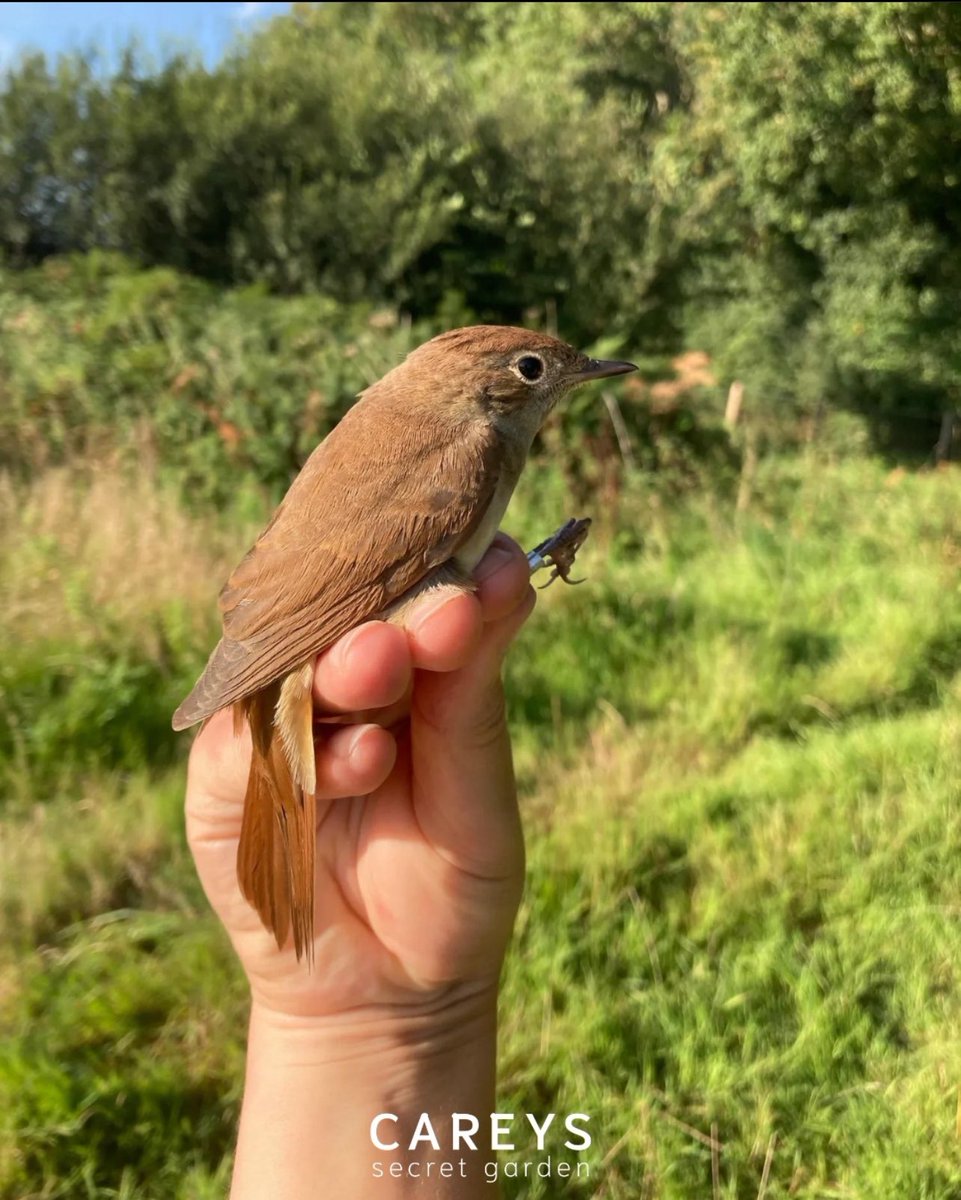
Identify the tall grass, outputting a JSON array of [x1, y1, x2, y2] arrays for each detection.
[[0, 464, 261, 798], [2, 453, 961, 1197]]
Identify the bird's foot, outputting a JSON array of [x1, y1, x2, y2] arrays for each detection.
[[526, 517, 593, 589]]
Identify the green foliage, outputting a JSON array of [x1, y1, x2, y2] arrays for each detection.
[[1, 913, 243, 1199], [5, 3, 961, 435], [0, 253, 668, 509], [658, 2, 961, 435], [0, 4, 673, 345], [0, 253, 436, 503]]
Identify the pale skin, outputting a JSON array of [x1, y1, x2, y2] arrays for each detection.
[[185, 534, 535, 1198]]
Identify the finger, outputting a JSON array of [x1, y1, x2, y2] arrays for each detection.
[[312, 620, 412, 712], [408, 585, 537, 878], [402, 534, 531, 673], [472, 534, 532, 623], [415, 583, 537, 734], [194, 536, 530, 797], [314, 723, 396, 796], [405, 588, 483, 672], [186, 711, 396, 838]]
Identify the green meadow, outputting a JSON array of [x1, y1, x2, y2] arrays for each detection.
[[3, 384, 961, 1196]]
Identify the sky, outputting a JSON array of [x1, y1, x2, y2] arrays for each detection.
[[0, 2, 294, 71]]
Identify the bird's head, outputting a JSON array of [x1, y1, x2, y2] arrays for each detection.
[[389, 325, 636, 428]]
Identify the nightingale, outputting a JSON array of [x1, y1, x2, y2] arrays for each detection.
[[173, 325, 636, 963]]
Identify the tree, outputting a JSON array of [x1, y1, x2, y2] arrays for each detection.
[[656, 2, 961, 443]]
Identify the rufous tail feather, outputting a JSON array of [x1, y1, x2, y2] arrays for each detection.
[[236, 663, 317, 965]]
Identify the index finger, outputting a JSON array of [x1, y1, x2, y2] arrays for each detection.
[[312, 534, 531, 710]]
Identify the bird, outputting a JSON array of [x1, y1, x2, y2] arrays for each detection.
[[172, 324, 636, 963]]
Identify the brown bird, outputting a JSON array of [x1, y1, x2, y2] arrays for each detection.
[[172, 325, 636, 962]]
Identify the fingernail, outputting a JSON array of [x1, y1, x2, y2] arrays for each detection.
[[474, 542, 515, 581], [334, 725, 369, 763], [332, 622, 379, 668], [408, 592, 458, 635]]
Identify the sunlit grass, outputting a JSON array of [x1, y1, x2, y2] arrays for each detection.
[[2, 454, 961, 1197]]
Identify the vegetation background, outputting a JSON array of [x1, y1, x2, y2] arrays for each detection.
[[2, 2, 961, 1196]]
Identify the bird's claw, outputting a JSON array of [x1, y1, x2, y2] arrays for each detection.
[[526, 517, 593, 589]]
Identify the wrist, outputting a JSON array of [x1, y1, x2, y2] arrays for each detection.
[[248, 977, 498, 1071], [232, 983, 501, 1199]]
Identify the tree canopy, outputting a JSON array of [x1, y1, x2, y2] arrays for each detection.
[[3, 1, 960, 438]]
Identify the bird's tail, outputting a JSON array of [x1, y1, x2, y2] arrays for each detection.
[[236, 663, 317, 965]]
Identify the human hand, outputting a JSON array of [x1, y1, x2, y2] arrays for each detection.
[[185, 533, 535, 1021]]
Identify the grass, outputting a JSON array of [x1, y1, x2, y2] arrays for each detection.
[[2, 451, 961, 1198]]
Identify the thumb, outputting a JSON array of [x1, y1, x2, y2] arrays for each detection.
[[407, 583, 536, 879]]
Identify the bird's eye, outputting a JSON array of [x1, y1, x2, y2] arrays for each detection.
[[516, 355, 544, 382]]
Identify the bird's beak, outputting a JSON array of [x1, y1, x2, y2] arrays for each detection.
[[574, 358, 638, 382]]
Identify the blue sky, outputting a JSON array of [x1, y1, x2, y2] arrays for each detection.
[[0, 2, 293, 70]]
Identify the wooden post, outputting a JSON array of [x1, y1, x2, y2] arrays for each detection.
[[736, 426, 758, 515], [724, 380, 744, 428]]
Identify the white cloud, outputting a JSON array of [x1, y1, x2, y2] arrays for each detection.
[[233, 1, 266, 21]]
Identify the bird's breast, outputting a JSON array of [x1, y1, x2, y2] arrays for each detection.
[[453, 411, 544, 572], [453, 469, 518, 572]]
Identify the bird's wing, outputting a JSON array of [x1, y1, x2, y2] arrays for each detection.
[[172, 399, 501, 730]]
